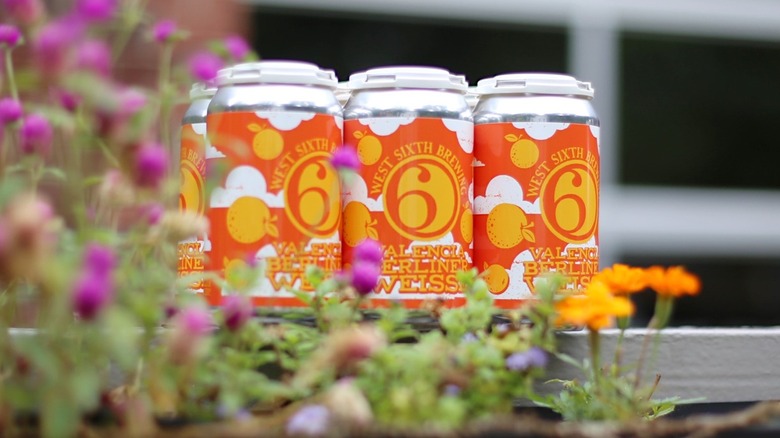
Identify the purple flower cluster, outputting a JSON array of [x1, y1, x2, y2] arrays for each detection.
[[133, 142, 169, 188], [0, 98, 23, 124], [73, 243, 116, 321], [222, 294, 253, 332], [0, 24, 22, 47], [224, 35, 250, 61], [151, 19, 177, 43], [505, 347, 548, 372], [75, 0, 117, 22], [20, 113, 53, 156], [349, 239, 383, 296], [286, 405, 330, 436], [330, 146, 361, 173], [188, 51, 224, 83]]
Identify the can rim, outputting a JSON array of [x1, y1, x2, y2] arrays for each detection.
[[189, 82, 216, 100], [348, 66, 468, 92], [476, 73, 594, 98], [216, 60, 338, 88]]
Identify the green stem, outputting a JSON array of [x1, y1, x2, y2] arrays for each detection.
[[158, 42, 175, 152], [588, 329, 601, 387], [111, 0, 148, 62], [4, 48, 18, 101], [634, 315, 657, 390], [612, 327, 626, 377]]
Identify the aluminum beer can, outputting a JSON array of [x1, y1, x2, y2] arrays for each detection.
[[473, 73, 599, 308], [205, 61, 343, 307], [178, 82, 216, 294], [343, 66, 473, 307]]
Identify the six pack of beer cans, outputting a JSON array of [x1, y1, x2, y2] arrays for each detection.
[[178, 61, 600, 309]]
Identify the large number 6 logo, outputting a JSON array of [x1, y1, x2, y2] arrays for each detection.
[[284, 152, 341, 238], [540, 159, 598, 244], [383, 156, 460, 241]]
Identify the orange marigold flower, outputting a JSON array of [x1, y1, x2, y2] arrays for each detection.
[[593, 264, 648, 295], [555, 281, 634, 331], [646, 265, 701, 298]]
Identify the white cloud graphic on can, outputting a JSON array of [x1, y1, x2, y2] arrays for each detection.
[[192, 122, 226, 159], [589, 125, 601, 153], [441, 118, 474, 154], [359, 116, 415, 136], [473, 175, 540, 215], [342, 174, 383, 212], [257, 111, 316, 131], [473, 158, 486, 167], [511, 122, 570, 141], [209, 165, 284, 208], [205, 144, 226, 159], [503, 249, 535, 299]]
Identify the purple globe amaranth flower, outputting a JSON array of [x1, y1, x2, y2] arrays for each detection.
[[75, 0, 117, 22], [351, 262, 380, 296], [73, 271, 113, 321], [0, 25, 22, 47], [179, 306, 213, 336], [34, 17, 84, 74], [506, 347, 548, 372], [0, 98, 23, 124], [152, 19, 177, 43], [330, 145, 360, 172], [117, 87, 147, 115], [55, 89, 81, 112], [286, 405, 330, 437], [75, 39, 111, 77], [3, 0, 44, 25], [353, 238, 383, 266], [83, 243, 116, 277], [20, 113, 53, 156], [188, 51, 224, 83], [222, 294, 253, 332], [444, 384, 461, 397], [145, 203, 164, 225], [224, 35, 250, 60], [133, 142, 168, 188]]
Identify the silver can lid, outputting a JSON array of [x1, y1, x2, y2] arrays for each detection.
[[215, 60, 338, 88], [189, 82, 217, 100], [476, 73, 594, 98], [349, 66, 468, 92]]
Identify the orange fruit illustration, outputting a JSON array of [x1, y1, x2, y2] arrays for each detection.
[[353, 131, 382, 166], [460, 208, 473, 244], [482, 262, 509, 294], [249, 123, 283, 160], [505, 134, 539, 169], [343, 201, 378, 247], [226, 196, 278, 244], [486, 203, 535, 249]]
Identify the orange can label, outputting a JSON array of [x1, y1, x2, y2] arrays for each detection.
[[205, 111, 342, 307], [474, 122, 600, 308], [178, 123, 208, 292], [343, 117, 473, 308]]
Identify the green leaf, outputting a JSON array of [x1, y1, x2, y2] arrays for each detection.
[[554, 352, 585, 370], [71, 368, 101, 410], [42, 393, 80, 438], [42, 167, 67, 181]]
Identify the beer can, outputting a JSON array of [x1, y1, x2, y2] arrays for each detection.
[[473, 73, 600, 308], [343, 66, 473, 307], [335, 81, 351, 107], [178, 82, 216, 293], [205, 61, 343, 307]]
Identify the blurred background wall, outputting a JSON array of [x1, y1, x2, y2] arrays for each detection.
[[241, 0, 780, 327]]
